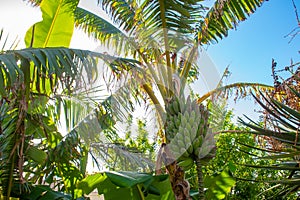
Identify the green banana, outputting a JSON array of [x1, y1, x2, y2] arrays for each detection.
[[175, 118, 181, 129], [178, 140, 186, 151], [165, 95, 215, 168], [181, 115, 187, 127], [172, 99, 180, 113]]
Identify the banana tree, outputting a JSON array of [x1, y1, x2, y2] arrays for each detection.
[[23, 0, 274, 199], [72, 1, 273, 199]]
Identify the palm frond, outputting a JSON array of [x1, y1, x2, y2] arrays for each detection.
[[239, 91, 300, 145], [240, 117, 299, 145], [198, 0, 267, 44], [0, 48, 94, 97], [0, 29, 19, 52], [90, 143, 155, 172], [0, 101, 28, 198], [0, 47, 142, 97], [140, 0, 205, 34], [197, 82, 274, 103], [25, 0, 42, 6], [239, 86, 300, 197], [239, 104, 300, 145], [74, 7, 129, 49], [97, 0, 136, 32]]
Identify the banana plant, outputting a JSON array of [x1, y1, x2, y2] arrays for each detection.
[[72, 2, 271, 199], [23, 0, 273, 199]]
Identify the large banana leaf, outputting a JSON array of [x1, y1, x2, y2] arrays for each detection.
[[204, 169, 236, 199], [77, 172, 175, 200], [25, 0, 79, 47], [19, 185, 71, 200]]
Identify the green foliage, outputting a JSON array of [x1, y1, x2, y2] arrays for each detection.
[[19, 185, 71, 200], [74, 7, 124, 45], [96, 117, 156, 172], [124, 117, 156, 157], [204, 168, 236, 200], [204, 109, 296, 199], [0, 32, 142, 200], [77, 171, 175, 200], [25, 0, 79, 47], [1, 0, 273, 199]]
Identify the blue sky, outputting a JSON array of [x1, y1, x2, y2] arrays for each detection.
[[206, 0, 300, 85], [200, 1, 300, 120]]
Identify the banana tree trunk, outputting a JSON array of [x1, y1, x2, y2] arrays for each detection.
[[196, 158, 205, 200], [157, 144, 190, 200], [166, 163, 190, 200]]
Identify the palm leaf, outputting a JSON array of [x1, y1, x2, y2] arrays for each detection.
[[0, 47, 142, 97], [90, 143, 155, 172], [198, 0, 267, 44], [239, 91, 300, 145], [0, 29, 19, 52], [98, 0, 136, 32], [25, 0, 42, 6], [239, 85, 300, 197], [197, 82, 274, 103], [0, 102, 27, 198], [74, 7, 130, 51], [243, 164, 300, 171], [137, 0, 206, 85], [251, 93, 299, 130], [140, 0, 205, 34], [239, 119, 300, 145]]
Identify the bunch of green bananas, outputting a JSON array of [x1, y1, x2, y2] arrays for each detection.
[[165, 96, 215, 170]]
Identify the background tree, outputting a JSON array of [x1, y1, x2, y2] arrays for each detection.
[[239, 61, 300, 199]]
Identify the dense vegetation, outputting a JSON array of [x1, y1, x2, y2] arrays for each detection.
[[0, 0, 299, 199]]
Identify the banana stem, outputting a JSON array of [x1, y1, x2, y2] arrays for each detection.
[[196, 158, 205, 200]]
